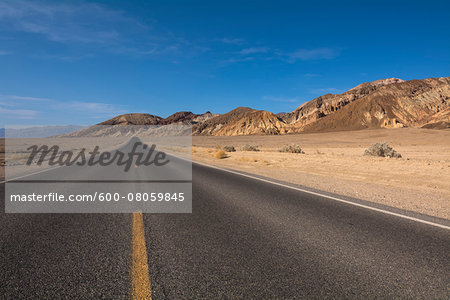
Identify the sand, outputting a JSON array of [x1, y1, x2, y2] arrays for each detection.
[[192, 128, 450, 220]]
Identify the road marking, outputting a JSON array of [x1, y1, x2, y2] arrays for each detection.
[[191, 160, 450, 231], [0, 166, 63, 184], [2, 155, 448, 231], [131, 212, 152, 300]]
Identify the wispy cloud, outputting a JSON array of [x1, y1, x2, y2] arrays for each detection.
[[262, 96, 299, 103], [0, 92, 127, 122], [239, 47, 269, 55], [0, 107, 38, 119], [58, 101, 126, 115], [222, 46, 342, 66], [286, 48, 340, 62], [0, 50, 11, 55], [216, 37, 245, 45], [1, 94, 51, 101], [0, 0, 195, 60], [304, 73, 321, 77], [309, 87, 341, 94], [0, 0, 134, 45], [219, 56, 256, 65]]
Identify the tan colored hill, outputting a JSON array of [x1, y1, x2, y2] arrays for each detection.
[[282, 78, 408, 127], [99, 113, 162, 125], [92, 76, 449, 136], [293, 77, 450, 132], [100, 111, 217, 126], [160, 111, 218, 125], [192, 77, 449, 135], [349, 78, 404, 91], [192, 107, 287, 135], [66, 111, 216, 137]]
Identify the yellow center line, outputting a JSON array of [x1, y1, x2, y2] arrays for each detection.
[[131, 212, 152, 300]]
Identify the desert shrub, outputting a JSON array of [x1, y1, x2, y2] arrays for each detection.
[[241, 144, 259, 151], [214, 150, 228, 159], [278, 144, 304, 154], [8, 152, 30, 163], [364, 142, 402, 158], [222, 145, 236, 152], [237, 157, 258, 163]]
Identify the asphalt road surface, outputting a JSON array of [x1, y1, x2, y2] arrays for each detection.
[[1, 151, 449, 298]]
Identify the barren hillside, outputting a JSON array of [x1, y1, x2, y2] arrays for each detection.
[[93, 77, 450, 136]]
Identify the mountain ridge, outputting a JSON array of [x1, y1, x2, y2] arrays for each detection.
[[93, 76, 450, 136]]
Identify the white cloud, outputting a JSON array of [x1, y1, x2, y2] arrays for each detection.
[[1, 95, 51, 101], [309, 87, 341, 94], [286, 48, 340, 62], [61, 101, 125, 115], [0, 0, 190, 59], [216, 37, 245, 45], [219, 56, 256, 65], [304, 73, 321, 77], [0, 0, 136, 45], [0, 92, 127, 123], [0, 107, 38, 119], [263, 96, 299, 103], [0, 50, 11, 55], [221, 46, 341, 66], [239, 47, 270, 55]]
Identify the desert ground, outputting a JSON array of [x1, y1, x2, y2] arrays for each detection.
[[192, 128, 450, 220]]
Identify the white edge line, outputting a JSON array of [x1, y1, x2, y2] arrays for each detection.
[[1, 155, 449, 230], [190, 159, 450, 231], [1, 166, 63, 184]]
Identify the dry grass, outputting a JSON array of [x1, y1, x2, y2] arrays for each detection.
[[8, 153, 29, 162], [214, 150, 228, 159], [316, 149, 325, 155], [236, 157, 258, 163]]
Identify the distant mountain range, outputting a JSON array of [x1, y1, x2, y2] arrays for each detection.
[[0, 126, 86, 138], [99, 111, 218, 126], [98, 76, 450, 136], [3, 77, 448, 137]]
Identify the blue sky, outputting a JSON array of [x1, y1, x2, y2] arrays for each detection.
[[0, 0, 449, 126]]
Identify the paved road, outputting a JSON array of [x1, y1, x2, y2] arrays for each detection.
[[1, 155, 449, 298]]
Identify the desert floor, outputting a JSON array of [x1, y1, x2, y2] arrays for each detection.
[[192, 128, 450, 220]]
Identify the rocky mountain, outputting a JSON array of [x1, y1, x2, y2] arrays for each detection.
[[193, 107, 286, 135], [285, 77, 450, 132], [348, 78, 405, 91], [64, 111, 218, 137], [91, 76, 450, 136], [99, 111, 217, 126], [99, 113, 162, 125], [159, 111, 219, 125]]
